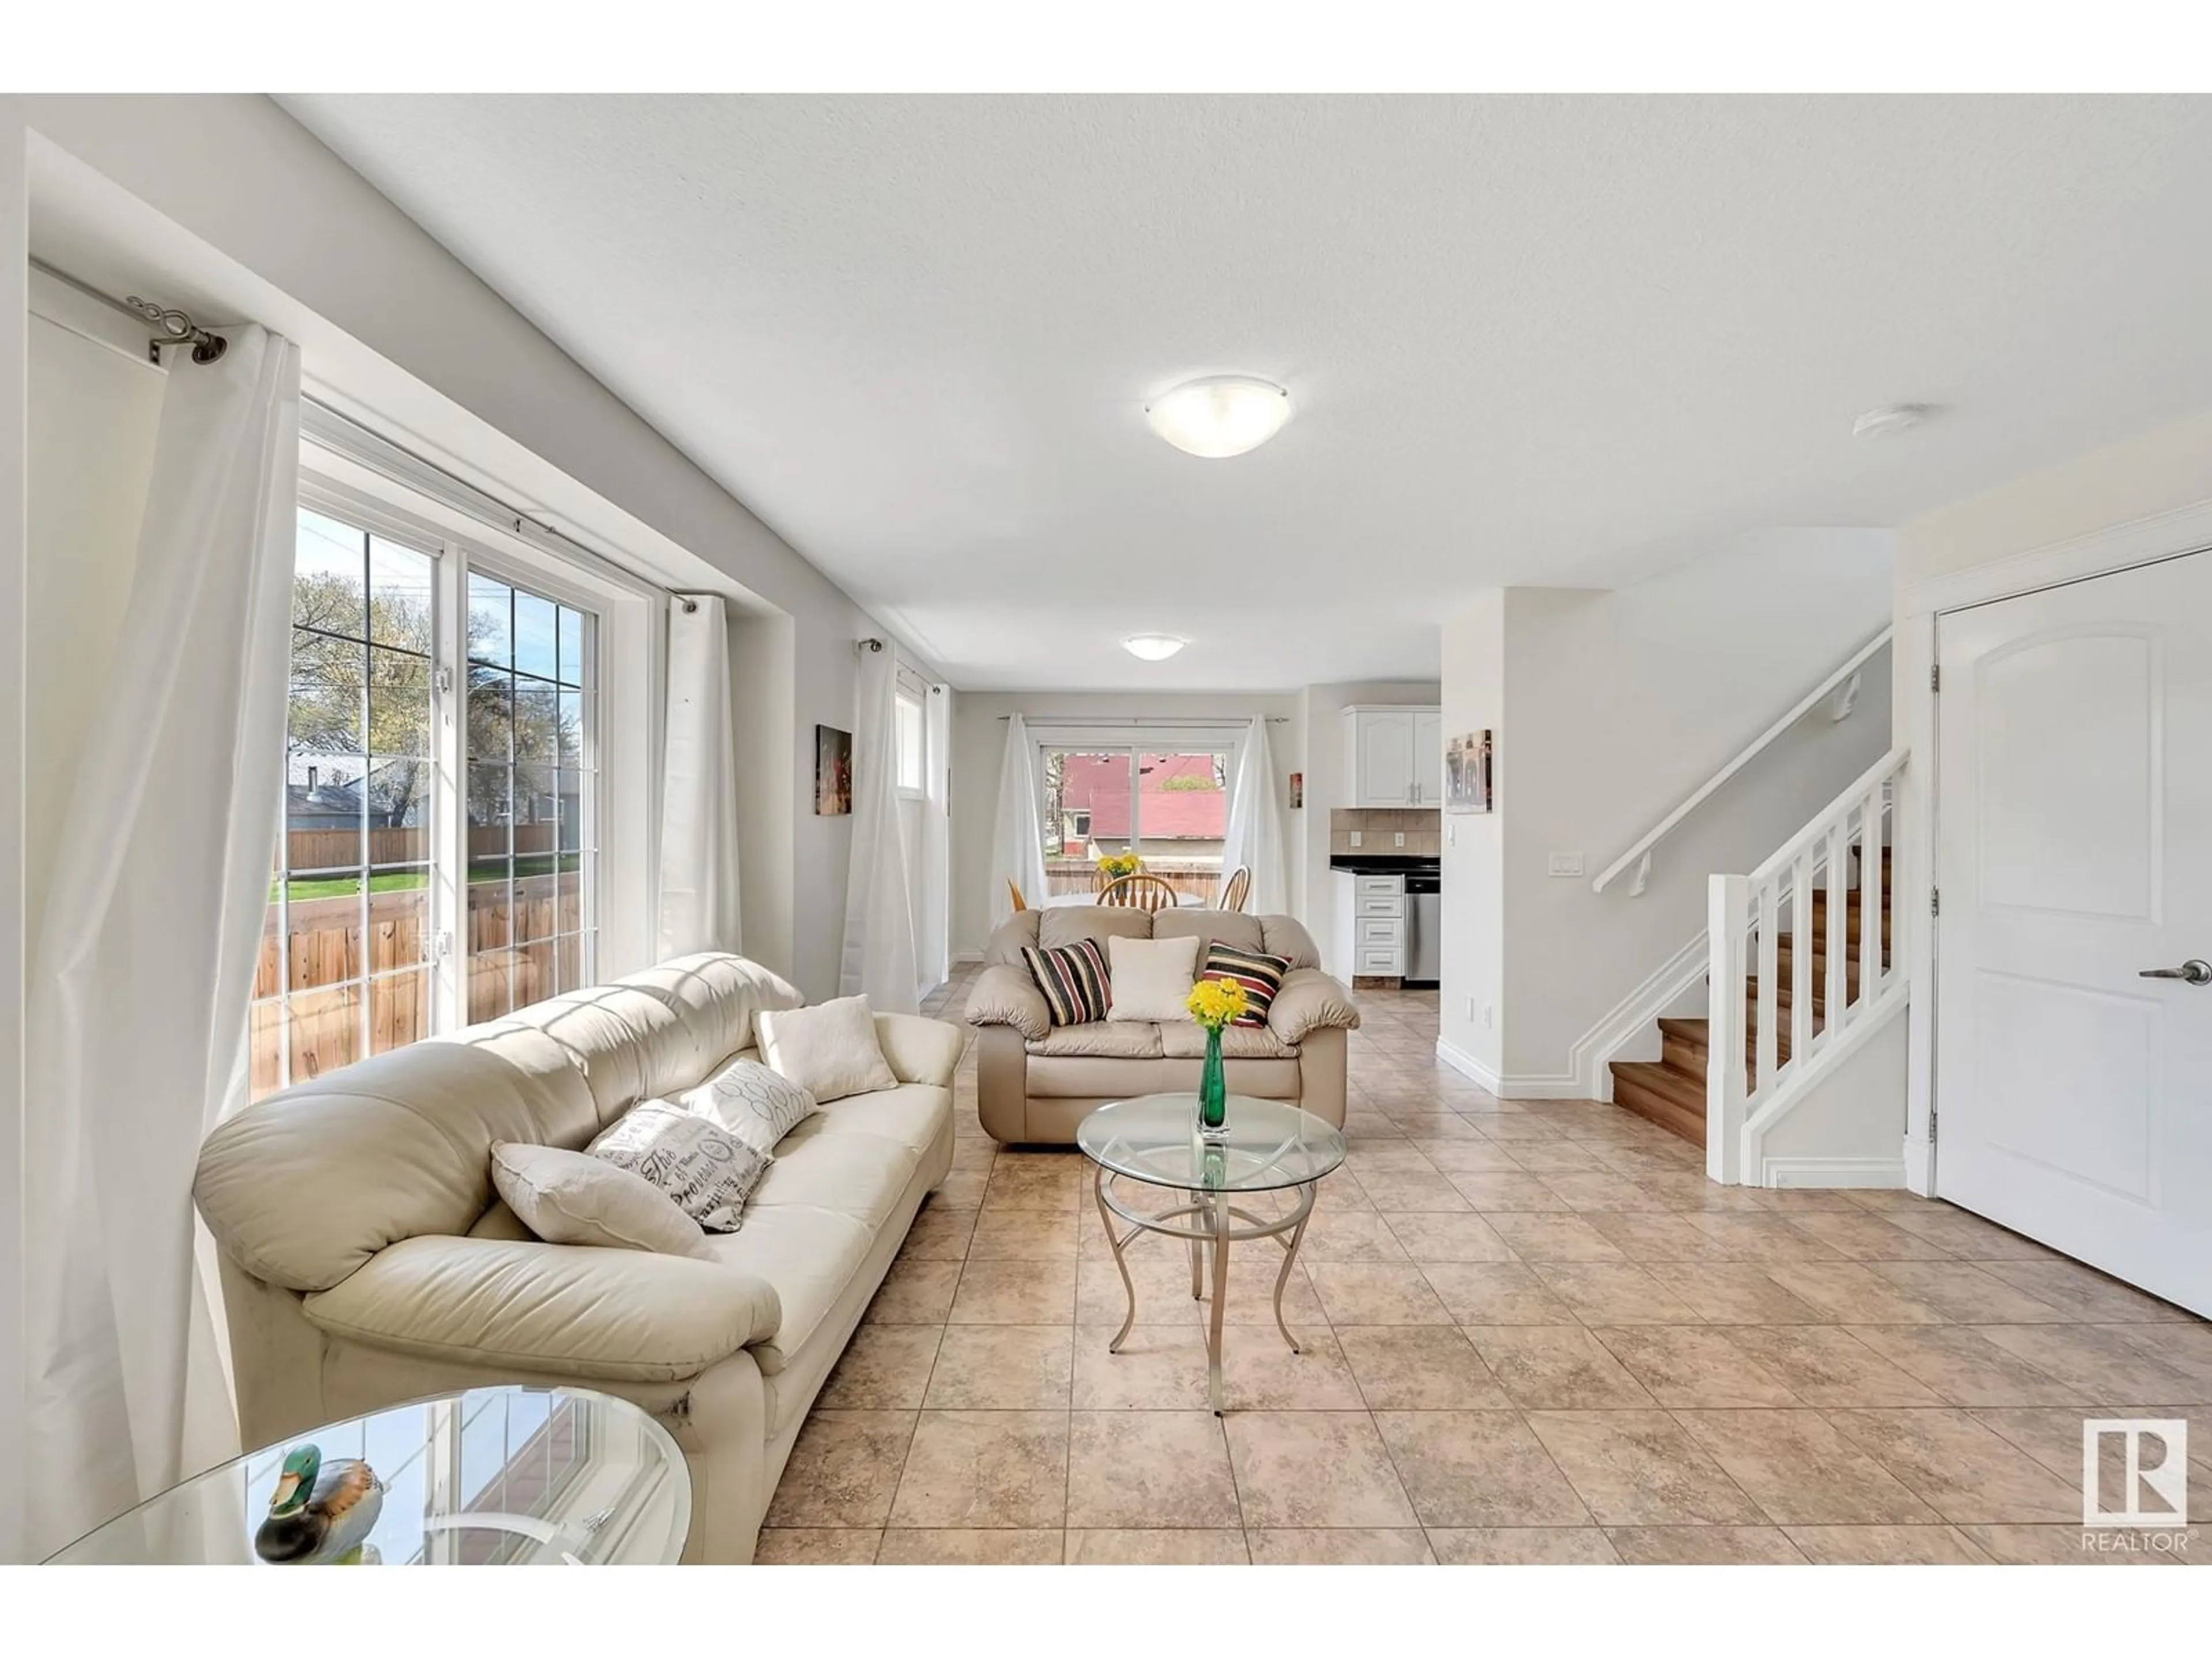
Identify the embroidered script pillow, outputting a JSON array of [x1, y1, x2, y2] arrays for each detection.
[[586, 1101, 771, 1233]]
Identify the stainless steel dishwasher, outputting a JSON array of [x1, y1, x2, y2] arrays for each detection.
[[1404, 870, 1442, 988]]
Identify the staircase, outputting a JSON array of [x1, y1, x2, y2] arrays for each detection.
[[1610, 838, 1895, 1149]]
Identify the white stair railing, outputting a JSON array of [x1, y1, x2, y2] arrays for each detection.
[[1705, 746, 1907, 1183], [1592, 627, 1891, 897]]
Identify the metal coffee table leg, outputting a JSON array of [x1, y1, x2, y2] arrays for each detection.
[[1095, 1163, 1138, 1352], [1271, 1184, 1315, 1354], [1206, 1188, 1231, 1416]]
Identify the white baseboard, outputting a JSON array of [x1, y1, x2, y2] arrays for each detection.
[[1759, 1154, 1907, 1189], [1495, 1074, 1585, 1100], [1434, 1037, 1503, 1095], [953, 950, 984, 966], [1565, 930, 1710, 1101]]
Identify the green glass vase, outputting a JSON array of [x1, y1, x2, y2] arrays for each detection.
[[1198, 1024, 1229, 1142]]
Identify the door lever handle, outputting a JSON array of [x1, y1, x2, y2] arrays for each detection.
[[2139, 959, 2212, 985]]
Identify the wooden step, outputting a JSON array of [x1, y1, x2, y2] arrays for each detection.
[[1662, 1012, 1814, 1085], [1608, 1059, 1707, 1148]]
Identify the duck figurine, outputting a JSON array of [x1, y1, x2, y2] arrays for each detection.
[[253, 1443, 384, 1565]]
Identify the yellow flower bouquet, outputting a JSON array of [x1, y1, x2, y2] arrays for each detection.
[[1185, 977, 1250, 1032], [1187, 976, 1248, 1139], [1096, 851, 1142, 881]]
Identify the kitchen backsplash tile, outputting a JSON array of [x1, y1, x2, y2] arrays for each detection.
[[1329, 807, 1441, 857]]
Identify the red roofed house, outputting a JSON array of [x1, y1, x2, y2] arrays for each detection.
[[1052, 751, 1226, 866]]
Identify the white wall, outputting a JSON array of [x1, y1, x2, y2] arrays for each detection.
[[1440, 532, 1894, 1092], [1437, 598, 1505, 1080], [13, 95, 940, 1001], [2, 93, 31, 1567], [949, 691, 1301, 960], [1296, 678, 1442, 969]]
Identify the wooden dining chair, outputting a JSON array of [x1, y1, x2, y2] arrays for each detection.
[[1006, 878, 1028, 913], [1219, 866, 1252, 912], [1099, 872, 1178, 912]]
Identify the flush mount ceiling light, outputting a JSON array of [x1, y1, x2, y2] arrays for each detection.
[[1144, 375, 1292, 459], [1122, 634, 1188, 661], [1852, 403, 1933, 440]]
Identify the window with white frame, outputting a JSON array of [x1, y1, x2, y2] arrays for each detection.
[[251, 487, 609, 1100], [464, 567, 597, 1023], [894, 681, 926, 797], [1035, 739, 1234, 902]]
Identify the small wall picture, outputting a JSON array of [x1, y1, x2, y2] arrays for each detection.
[[1289, 771, 1304, 810], [1445, 729, 1494, 814], [815, 724, 853, 815]]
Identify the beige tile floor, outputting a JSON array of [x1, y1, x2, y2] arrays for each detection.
[[759, 972, 2212, 1566]]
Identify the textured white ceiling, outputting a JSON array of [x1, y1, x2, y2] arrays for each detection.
[[280, 94, 2212, 691]]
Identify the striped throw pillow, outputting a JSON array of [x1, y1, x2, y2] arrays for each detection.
[[1202, 943, 1290, 1027], [1021, 939, 1113, 1027]]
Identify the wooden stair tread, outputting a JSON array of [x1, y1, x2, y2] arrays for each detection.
[[1608, 1060, 1707, 1149], [1610, 846, 1897, 1156]]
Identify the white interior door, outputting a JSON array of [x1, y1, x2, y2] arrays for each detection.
[[1935, 550, 2212, 1315]]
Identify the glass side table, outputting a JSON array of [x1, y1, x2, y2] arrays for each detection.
[[48, 1385, 690, 1565], [1077, 1093, 1348, 1415]]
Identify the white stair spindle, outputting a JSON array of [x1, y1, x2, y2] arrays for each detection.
[[1824, 820, 1849, 1040], [1707, 873, 1752, 1184], [1754, 876, 1780, 1095], [1859, 783, 1883, 1003], [1789, 853, 1814, 1073]]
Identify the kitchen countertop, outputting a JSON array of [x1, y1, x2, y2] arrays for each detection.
[[1328, 854, 1442, 875]]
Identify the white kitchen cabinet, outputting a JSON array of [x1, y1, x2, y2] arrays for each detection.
[[1412, 710, 1442, 806], [1332, 870, 1406, 978], [1342, 706, 1442, 806]]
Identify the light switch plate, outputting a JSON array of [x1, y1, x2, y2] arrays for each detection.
[[1393, 832, 1405, 847], [1547, 851, 1585, 878], [1350, 830, 1362, 847]]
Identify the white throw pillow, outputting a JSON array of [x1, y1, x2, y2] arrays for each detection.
[[755, 997, 900, 1103], [489, 1142, 713, 1258], [1105, 934, 1201, 1023], [587, 1102, 772, 1232], [682, 1056, 819, 1155]]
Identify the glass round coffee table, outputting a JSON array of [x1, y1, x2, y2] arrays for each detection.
[[47, 1385, 690, 1565], [1077, 1093, 1347, 1415]]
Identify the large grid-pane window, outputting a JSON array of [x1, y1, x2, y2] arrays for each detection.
[[466, 570, 596, 1021], [251, 501, 605, 1103], [252, 508, 436, 1099], [1037, 743, 1231, 903]]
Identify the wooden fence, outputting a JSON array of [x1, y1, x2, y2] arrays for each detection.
[[249, 872, 582, 1099], [285, 823, 558, 873], [1041, 858, 1224, 904]]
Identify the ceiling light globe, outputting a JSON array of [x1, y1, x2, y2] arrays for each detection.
[[1122, 634, 1187, 661], [1144, 376, 1292, 459]]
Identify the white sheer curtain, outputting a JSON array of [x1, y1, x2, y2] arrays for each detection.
[[658, 594, 743, 959], [22, 325, 301, 1556], [1221, 716, 1288, 915], [916, 684, 953, 988], [839, 643, 920, 1012], [990, 713, 1050, 927]]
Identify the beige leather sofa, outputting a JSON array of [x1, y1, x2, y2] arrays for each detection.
[[194, 953, 960, 1566], [966, 908, 1359, 1144]]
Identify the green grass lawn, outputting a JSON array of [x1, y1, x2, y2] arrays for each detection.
[[276, 854, 579, 903]]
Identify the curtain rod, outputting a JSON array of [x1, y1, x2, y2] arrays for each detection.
[[31, 258, 229, 365], [1002, 714, 1290, 726]]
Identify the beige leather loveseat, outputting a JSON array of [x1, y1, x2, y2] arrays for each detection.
[[194, 953, 960, 1566], [965, 908, 1359, 1143]]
